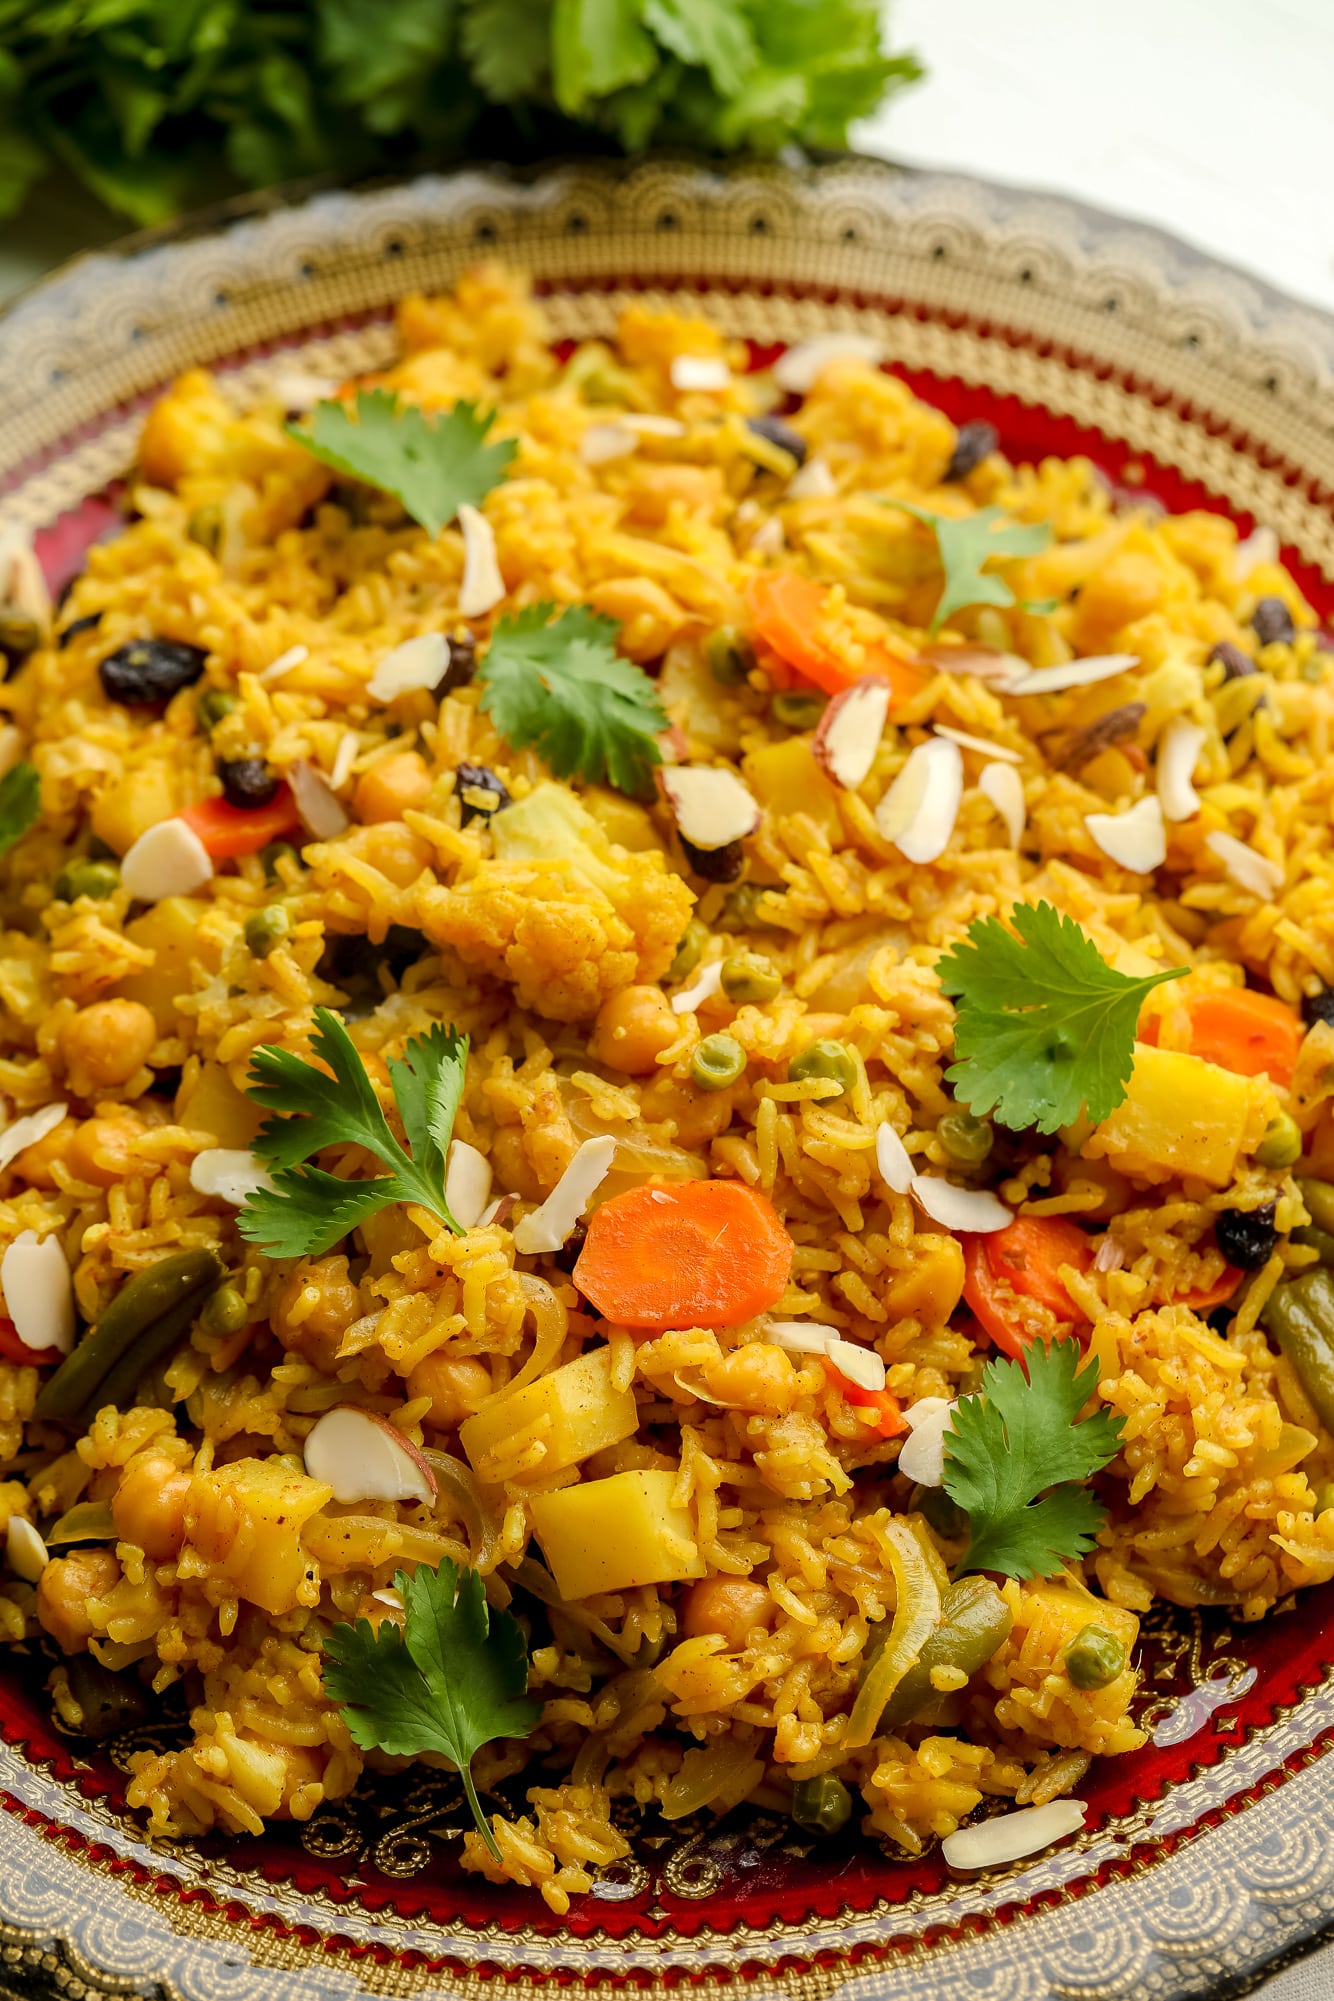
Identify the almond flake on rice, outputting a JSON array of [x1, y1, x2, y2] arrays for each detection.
[[875, 736, 964, 863], [1206, 829, 1284, 900], [1084, 795, 1166, 873]]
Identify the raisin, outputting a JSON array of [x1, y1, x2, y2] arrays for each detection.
[[1207, 640, 1257, 681], [550, 1221, 587, 1274], [1303, 987, 1334, 1028], [680, 835, 745, 883], [1252, 596, 1295, 648], [217, 757, 279, 810], [944, 420, 1000, 482], [454, 761, 511, 826], [57, 613, 102, 649], [435, 628, 479, 696], [1215, 1203, 1279, 1271], [99, 637, 208, 706], [745, 414, 808, 466]]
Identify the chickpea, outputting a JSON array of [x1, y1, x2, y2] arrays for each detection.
[[12, 1115, 77, 1189], [701, 1342, 798, 1414], [36, 1548, 120, 1654], [60, 999, 157, 1093], [589, 985, 678, 1075], [680, 1576, 774, 1649], [356, 823, 433, 888], [67, 1113, 147, 1188], [111, 1452, 192, 1561], [271, 1256, 363, 1373], [407, 1353, 492, 1430], [354, 751, 432, 825]]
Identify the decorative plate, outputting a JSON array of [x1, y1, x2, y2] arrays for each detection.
[[2, 157, 1334, 2001]]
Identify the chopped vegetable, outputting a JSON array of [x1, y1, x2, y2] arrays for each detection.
[[745, 572, 926, 702], [528, 1468, 704, 1598], [845, 1517, 939, 1745], [942, 1340, 1124, 1579], [324, 1559, 540, 1861], [882, 501, 1051, 634], [790, 1773, 852, 1833], [825, 1364, 905, 1437], [54, 858, 118, 902], [1256, 1112, 1302, 1169], [938, 901, 1188, 1134], [1261, 1270, 1334, 1433], [880, 1576, 1013, 1725], [0, 1316, 62, 1367], [691, 1033, 746, 1091], [459, 1347, 637, 1482], [288, 392, 515, 537], [0, 762, 40, 858], [476, 604, 668, 796], [1063, 1622, 1128, 1689], [33, 1248, 223, 1429], [573, 1180, 793, 1330], [1087, 1044, 1264, 1189], [179, 786, 301, 860], [238, 1008, 468, 1258], [1180, 988, 1304, 1086], [962, 1216, 1094, 1359], [789, 1038, 859, 1098]]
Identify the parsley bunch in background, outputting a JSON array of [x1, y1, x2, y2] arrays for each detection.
[[0, 0, 923, 229]]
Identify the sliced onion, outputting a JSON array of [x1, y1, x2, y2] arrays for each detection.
[[670, 355, 730, 392], [0, 1103, 68, 1175], [786, 456, 837, 501], [6, 1516, 47, 1583], [942, 1800, 1086, 1871], [457, 503, 505, 618], [980, 761, 1026, 846], [303, 1406, 437, 1506], [897, 1397, 955, 1487], [812, 677, 891, 790], [671, 958, 725, 1016], [121, 819, 214, 902], [1206, 829, 1284, 900], [259, 643, 309, 684], [189, 1148, 276, 1207], [1093, 1235, 1125, 1274], [580, 423, 638, 467], [845, 1517, 940, 1746], [512, 1136, 616, 1255], [330, 731, 360, 793], [0, 1231, 75, 1356], [1084, 795, 1166, 874], [1004, 653, 1138, 697], [1156, 718, 1206, 822], [911, 1176, 1012, 1233], [289, 758, 348, 839], [934, 723, 1023, 764], [445, 1139, 493, 1230], [826, 1338, 886, 1392], [772, 333, 884, 394], [875, 736, 964, 863], [658, 765, 760, 849], [875, 1121, 915, 1195], [368, 633, 447, 703]]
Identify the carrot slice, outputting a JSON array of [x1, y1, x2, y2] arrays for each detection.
[[178, 784, 301, 860], [823, 1360, 906, 1436], [746, 572, 926, 703], [1171, 1264, 1244, 1312], [961, 1217, 1092, 1359], [573, 1180, 793, 1331], [0, 1316, 61, 1367], [1182, 989, 1303, 1087]]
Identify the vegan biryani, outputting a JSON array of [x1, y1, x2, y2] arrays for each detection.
[[0, 264, 1331, 1908]]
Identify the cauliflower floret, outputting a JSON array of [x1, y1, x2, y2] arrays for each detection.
[[416, 783, 693, 1022]]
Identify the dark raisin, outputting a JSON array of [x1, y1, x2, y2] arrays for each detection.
[[318, 925, 424, 990], [1252, 596, 1295, 648], [57, 613, 101, 649], [1303, 987, 1334, 1028], [217, 757, 279, 810], [99, 637, 208, 705], [435, 628, 479, 696], [1215, 1203, 1279, 1271], [944, 420, 1000, 482], [1207, 640, 1257, 681], [680, 835, 745, 883], [455, 761, 511, 825], [550, 1220, 587, 1274], [745, 414, 808, 466]]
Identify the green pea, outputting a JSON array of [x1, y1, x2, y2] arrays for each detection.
[[1063, 1623, 1127, 1690], [245, 904, 290, 959], [788, 1038, 858, 1098], [691, 1033, 746, 1092], [1299, 1179, 1334, 1234], [721, 882, 787, 930], [0, 607, 43, 668], [1255, 1112, 1302, 1169], [706, 626, 754, 687], [1294, 1224, 1334, 1265], [669, 918, 709, 983], [187, 504, 223, 555], [196, 686, 239, 734], [260, 841, 300, 883], [937, 1108, 994, 1167], [54, 858, 119, 903], [770, 691, 827, 730], [201, 1282, 248, 1337], [790, 1772, 852, 1835], [721, 950, 782, 1004]]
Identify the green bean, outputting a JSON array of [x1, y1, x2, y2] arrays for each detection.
[[1299, 1179, 1334, 1234], [196, 686, 238, 734], [1063, 1623, 1127, 1689], [54, 859, 119, 903], [668, 918, 709, 983], [790, 1772, 852, 1834], [1293, 1224, 1334, 1265], [244, 904, 290, 959], [789, 1038, 858, 1098], [938, 1108, 994, 1167], [1256, 1113, 1302, 1169], [879, 1576, 1014, 1726], [771, 691, 827, 730], [706, 627, 753, 687], [691, 1033, 746, 1091], [1261, 1267, 1334, 1434], [34, 1249, 223, 1428], [721, 951, 782, 1005]]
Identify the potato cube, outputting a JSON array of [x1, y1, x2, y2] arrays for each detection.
[[114, 897, 207, 1030], [460, 1347, 637, 1483], [742, 739, 842, 843], [182, 1457, 331, 1616], [1084, 1044, 1271, 1189], [175, 1059, 263, 1148], [529, 1469, 704, 1599]]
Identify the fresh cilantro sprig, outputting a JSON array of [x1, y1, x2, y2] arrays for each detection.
[[884, 499, 1052, 635], [237, 1007, 468, 1258], [323, 1561, 540, 1861], [476, 603, 669, 797], [287, 390, 516, 537], [0, 763, 40, 857], [937, 901, 1187, 1134], [943, 1340, 1124, 1578]]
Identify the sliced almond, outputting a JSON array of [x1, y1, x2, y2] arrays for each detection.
[[289, 758, 348, 839], [875, 737, 963, 863], [875, 1121, 915, 1195], [772, 333, 884, 395], [911, 1176, 1012, 1234], [942, 1800, 1086, 1871], [6, 1516, 48, 1583], [1003, 653, 1138, 697], [330, 730, 360, 792], [897, 1397, 955, 1487], [785, 456, 837, 501], [768, 1321, 838, 1357], [671, 958, 724, 1016], [1093, 1234, 1125, 1274], [979, 761, 1026, 846], [0, 1103, 68, 1176], [259, 643, 310, 684], [658, 765, 760, 851], [1156, 718, 1206, 822], [189, 1148, 276, 1207], [1205, 829, 1284, 900], [580, 423, 639, 467], [121, 819, 213, 902], [670, 355, 731, 392], [619, 414, 688, 439], [513, 1135, 616, 1255], [825, 1338, 887, 1393], [303, 1406, 437, 1506], [919, 642, 1026, 683], [457, 503, 505, 618], [368, 633, 447, 703], [1084, 795, 1166, 874], [813, 677, 891, 791], [445, 1139, 493, 1231], [934, 723, 1023, 764], [0, 1230, 75, 1356]]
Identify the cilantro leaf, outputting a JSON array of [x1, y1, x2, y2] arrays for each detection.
[[323, 1561, 540, 1860], [287, 390, 516, 537], [0, 762, 40, 857], [476, 602, 668, 797], [943, 1339, 1124, 1579], [238, 1009, 468, 1257], [936, 901, 1187, 1134], [884, 499, 1052, 636]]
